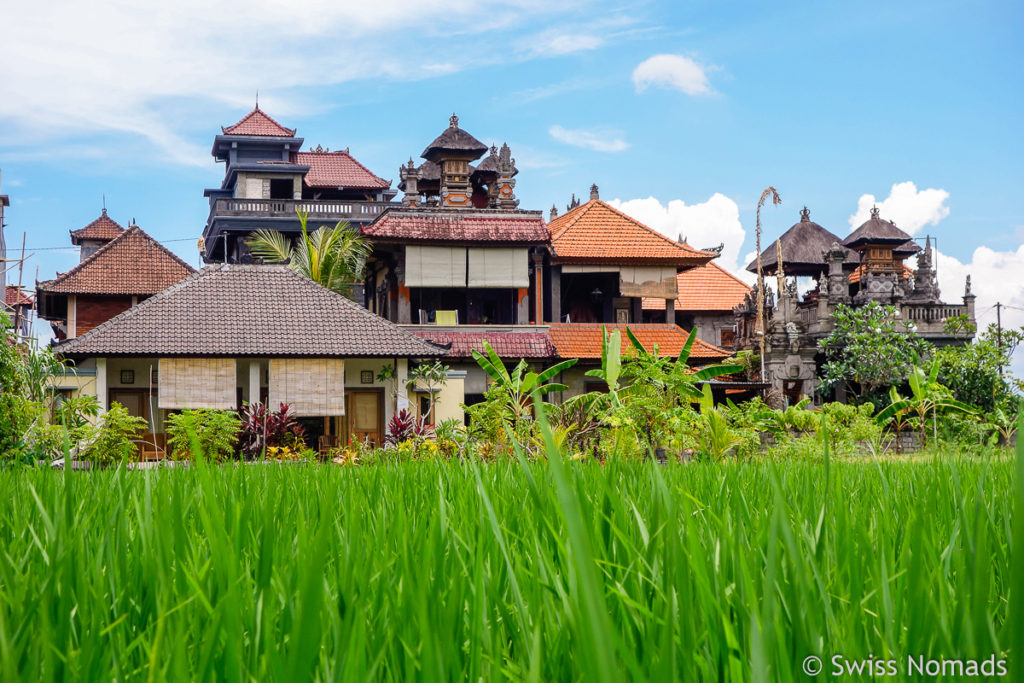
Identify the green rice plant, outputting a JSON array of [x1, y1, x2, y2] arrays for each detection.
[[0, 442, 1014, 680]]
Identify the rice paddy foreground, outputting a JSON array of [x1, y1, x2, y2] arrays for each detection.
[[0, 455, 1017, 681]]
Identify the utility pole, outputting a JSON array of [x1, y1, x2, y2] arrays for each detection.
[[996, 301, 1003, 375], [11, 232, 25, 340]]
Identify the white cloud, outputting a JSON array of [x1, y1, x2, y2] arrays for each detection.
[[934, 244, 1024, 378], [549, 125, 629, 152], [607, 194, 747, 277], [0, 1, 601, 165], [520, 30, 604, 57], [632, 54, 713, 95], [849, 181, 950, 235]]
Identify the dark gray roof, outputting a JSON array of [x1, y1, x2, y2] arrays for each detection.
[[472, 147, 499, 175], [746, 207, 857, 275], [893, 238, 922, 256], [421, 114, 488, 160], [56, 265, 445, 358], [843, 207, 913, 248], [418, 160, 441, 180]]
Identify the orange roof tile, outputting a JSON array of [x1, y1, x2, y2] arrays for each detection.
[[222, 107, 296, 137], [548, 323, 728, 362], [38, 226, 196, 296], [5, 285, 32, 307], [848, 263, 914, 284], [642, 261, 752, 312], [548, 200, 714, 266], [69, 209, 126, 245], [294, 150, 390, 190]]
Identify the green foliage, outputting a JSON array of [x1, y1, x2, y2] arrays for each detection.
[[877, 356, 977, 444], [819, 302, 933, 401], [246, 210, 371, 299], [80, 403, 148, 464], [0, 457, 1013, 679], [406, 360, 450, 423], [936, 323, 1021, 412], [166, 409, 242, 461]]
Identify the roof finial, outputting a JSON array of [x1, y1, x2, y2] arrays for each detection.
[[870, 205, 880, 219], [255, 90, 259, 110], [102, 194, 106, 214], [589, 183, 599, 201], [800, 205, 809, 222], [449, 112, 459, 128], [550, 204, 558, 220]]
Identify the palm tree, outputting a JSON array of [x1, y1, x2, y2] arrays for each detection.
[[245, 210, 371, 299]]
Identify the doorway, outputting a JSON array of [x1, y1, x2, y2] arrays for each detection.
[[343, 390, 383, 448], [109, 389, 157, 432]]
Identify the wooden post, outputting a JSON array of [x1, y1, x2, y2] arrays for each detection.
[[248, 360, 261, 405], [96, 358, 108, 413], [550, 265, 561, 323]]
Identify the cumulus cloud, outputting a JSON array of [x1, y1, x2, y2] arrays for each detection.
[[933, 244, 1024, 377], [607, 194, 747, 277], [632, 54, 713, 95], [0, 1, 607, 165], [549, 125, 629, 152], [849, 181, 950, 235]]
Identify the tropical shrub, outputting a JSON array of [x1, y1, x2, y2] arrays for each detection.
[[877, 357, 976, 444], [166, 409, 242, 461], [936, 323, 1022, 411], [384, 408, 433, 445], [80, 403, 147, 464], [238, 402, 305, 460]]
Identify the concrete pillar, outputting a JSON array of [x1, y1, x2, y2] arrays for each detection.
[[68, 295, 77, 338], [96, 358, 108, 413], [665, 298, 675, 322], [396, 358, 410, 413], [248, 360, 261, 405], [631, 297, 642, 324], [533, 255, 544, 325], [550, 265, 561, 323]]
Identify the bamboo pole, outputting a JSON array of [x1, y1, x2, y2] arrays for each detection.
[[754, 188, 781, 380]]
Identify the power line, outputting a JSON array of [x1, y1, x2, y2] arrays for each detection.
[[20, 236, 200, 251]]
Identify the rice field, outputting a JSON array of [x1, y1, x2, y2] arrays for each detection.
[[0, 451, 1019, 681]]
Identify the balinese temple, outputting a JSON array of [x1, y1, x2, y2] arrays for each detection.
[[201, 105, 396, 263], [737, 206, 975, 404]]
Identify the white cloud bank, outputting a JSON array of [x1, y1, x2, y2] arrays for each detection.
[[849, 181, 950, 235], [549, 125, 629, 152], [632, 54, 713, 95], [607, 194, 749, 278]]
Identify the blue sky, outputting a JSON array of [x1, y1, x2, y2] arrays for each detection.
[[2, 0, 1022, 363]]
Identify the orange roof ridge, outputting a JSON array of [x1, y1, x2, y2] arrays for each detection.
[[69, 209, 126, 244], [38, 225, 196, 295], [705, 260, 751, 287], [222, 106, 296, 137], [547, 322, 728, 361], [594, 200, 713, 257]]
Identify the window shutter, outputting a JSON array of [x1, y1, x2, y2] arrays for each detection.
[[158, 358, 236, 410], [268, 358, 346, 416], [467, 248, 529, 287]]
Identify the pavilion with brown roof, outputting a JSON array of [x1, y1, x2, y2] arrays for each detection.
[[37, 224, 195, 340], [546, 188, 715, 325], [56, 264, 448, 451]]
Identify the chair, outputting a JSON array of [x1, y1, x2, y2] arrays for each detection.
[[418, 308, 431, 324], [318, 434, 339, 458]]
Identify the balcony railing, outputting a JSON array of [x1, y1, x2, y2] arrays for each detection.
[[900, 302, 968, 324], [209, 197, 394, 222]]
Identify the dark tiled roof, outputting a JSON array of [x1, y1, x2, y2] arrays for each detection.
[[893, 239, 922, 256], [843, 207, 913, 249], [38, 226, 195, 296], [5, 285, 32, 307], [548, 200, 714, 266], [746, 207, 857, 275], [56, 265, 446, 358], [642, 261, 751, 312], [363, 208, 548, 244], [410, 329, 555, 359], [548, 323, 728, 361], [294, 150, 390, 190], [222, 107, 296, 137], [69, 209, 126, 245], [421, 115, 488, 160]]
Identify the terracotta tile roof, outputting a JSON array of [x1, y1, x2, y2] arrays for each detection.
[[548, 200, 714, 266], [548, 323, 728, 361], [37, 226, 195, 296], [5, 285, 32, 307], [56, 265, 445, 358], [363, 208, 548, 244], [221, 107, 296, 137], [409, 329, 555, 359], [69, 209, 126, 245], [642, 261, 752, 312], [848, 263, 914, 284], [294, 150, 390, 190]]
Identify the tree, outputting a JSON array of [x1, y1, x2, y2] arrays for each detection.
[[818, 302, 932, 403], [246, 210, 371, 299], [935, 323, 1022, 412], [876, 356, 975, 444], [405, 360, 450, 425]]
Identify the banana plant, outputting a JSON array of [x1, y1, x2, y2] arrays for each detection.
[[585, 327, 623, 405], [876, 355, 976, 444], [471, 341, 577, 421], [623, 325, 744, 402]]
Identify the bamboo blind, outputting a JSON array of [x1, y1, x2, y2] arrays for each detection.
[[467, 248, 529, 287], [158, 358, 236, 410], [405, 246, 467, 287], [618, 266, 678, 298], [268, 358, 345, 416]]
